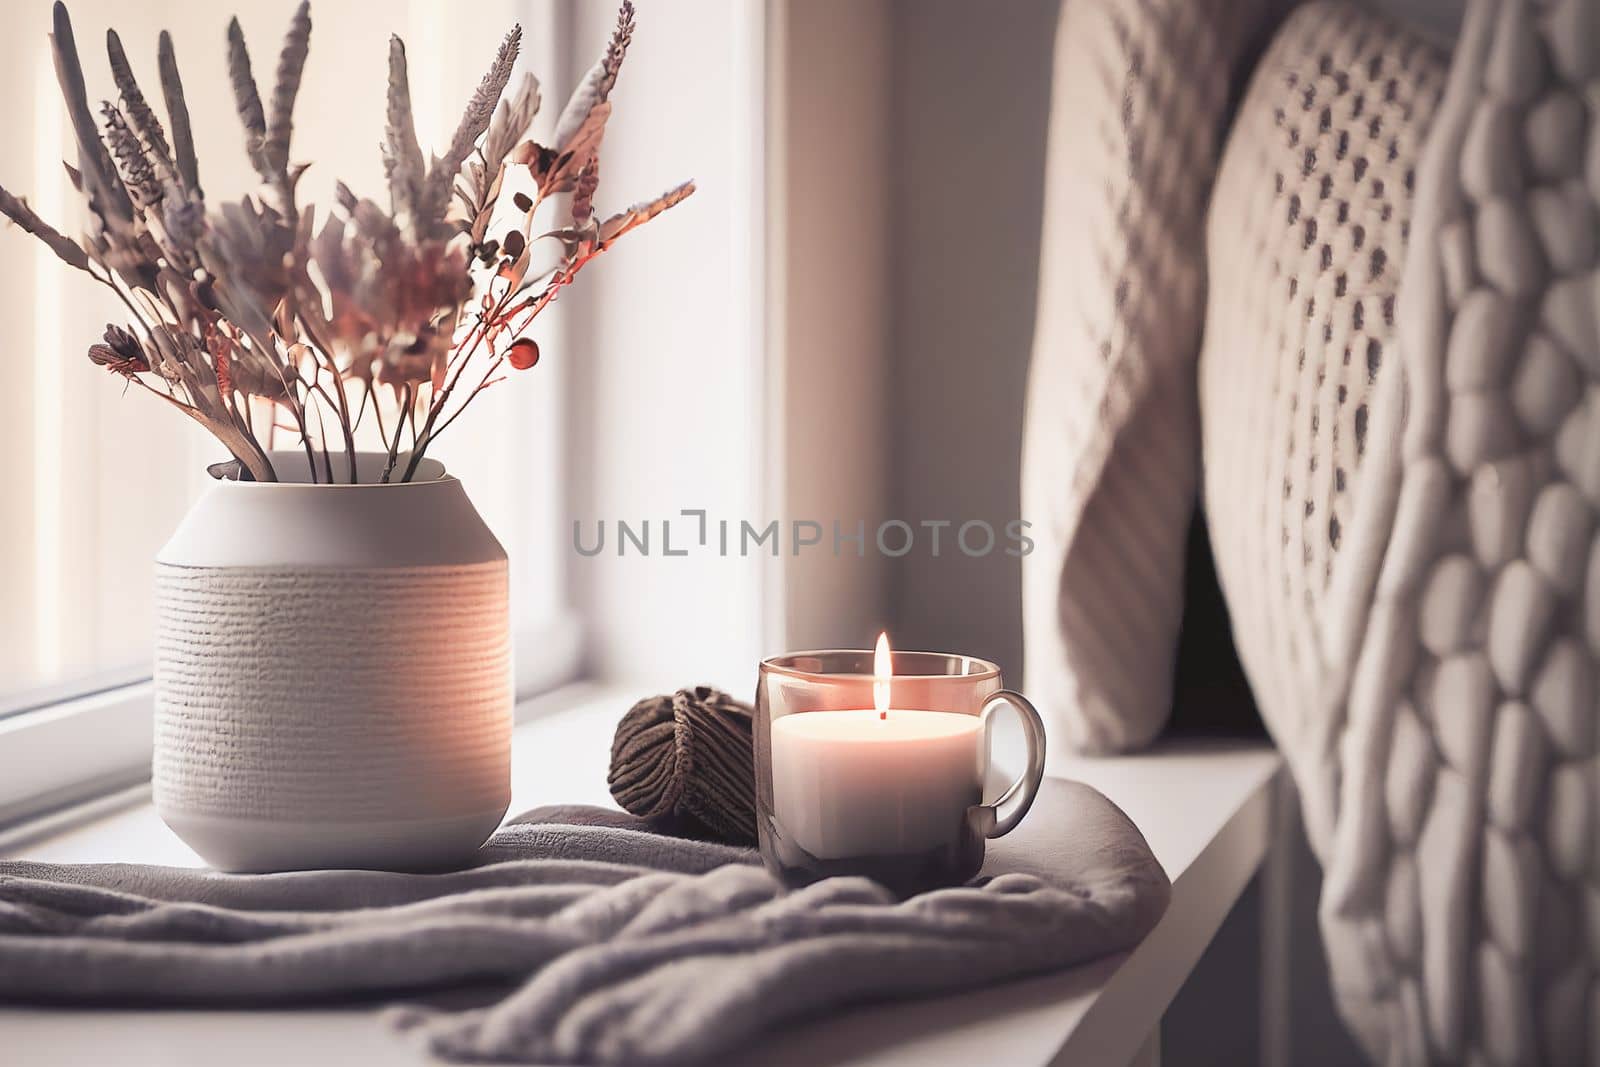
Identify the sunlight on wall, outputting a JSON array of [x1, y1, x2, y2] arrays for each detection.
[[31, 50, 64, 679]]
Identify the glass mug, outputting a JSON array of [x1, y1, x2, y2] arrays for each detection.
[[755, 649, 1046, 896]]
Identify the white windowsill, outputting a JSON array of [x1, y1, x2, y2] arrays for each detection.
[[1, 685, 1284, 1067]]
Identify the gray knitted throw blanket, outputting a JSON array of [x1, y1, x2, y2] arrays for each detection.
[[0, 778, 1169, 1066]]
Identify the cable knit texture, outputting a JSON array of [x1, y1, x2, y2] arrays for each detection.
[[1021, 0, 1285, 757], [1201, 2, 1446, 863], [1202, 0, 1600, 1061]]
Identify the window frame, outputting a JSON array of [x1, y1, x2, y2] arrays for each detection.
[[0, 682, 153, 827]]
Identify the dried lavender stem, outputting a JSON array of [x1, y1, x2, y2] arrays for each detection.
[[304, 366, 334, 483], [380, 382, 412, 483], [267, 357, 317, 483], [406, 238, 590, 471], [295, 313, 357, 481], [368, 381, 389, 454], [401, 289, 513, 480], [350, 379, 371, 434], [425, 353, 504, 445], [299, 362, 335, 483]]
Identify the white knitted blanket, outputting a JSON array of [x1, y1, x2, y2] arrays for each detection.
[[1201, 0, 1600, 1062], [1026, 0, 1600, 1058]]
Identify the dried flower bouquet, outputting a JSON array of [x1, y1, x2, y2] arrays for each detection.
[[0, 1, 691, 482]]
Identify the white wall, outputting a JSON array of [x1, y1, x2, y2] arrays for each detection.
[[884, 0, 1059, 678], [562, 0, 896, 694], [771, 0, 892, 653]]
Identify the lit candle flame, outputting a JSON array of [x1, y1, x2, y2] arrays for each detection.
[[874, 631, 891, 719]]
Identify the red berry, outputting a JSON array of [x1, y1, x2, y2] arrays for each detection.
[[507, 338, 540, 370]]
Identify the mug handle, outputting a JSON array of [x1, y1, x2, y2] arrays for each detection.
[[972, 689, 1047, 838]]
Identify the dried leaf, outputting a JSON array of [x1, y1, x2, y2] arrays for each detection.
[[571, 155, 600, 226], [337, 181, 401, 251], [163, 192, 204, 243], [87, 341, 148, 376], [100, 102, 162, 208], [552, 2, 633, 151], [50, 2, 132, 225], [106, 28, 176, 185], [598, 2, 635, 97], [226, 16, 271, 181], [598, 179, 695, 244], [334, 179, 358, 215], [0, 185, 90, 270], [553, 64, 605, 154], [419, 24, 521, 233], [213, 345, 233, 397], [101, 331, 157, 382], [158, 31, 201, 197], [263, 1, 311, 175], [482, 72, 540, 172], [104, 324, 142, 359], [383, 36, 426, 222], [462, 70, 541, 239], [548, 102, 610, 194]]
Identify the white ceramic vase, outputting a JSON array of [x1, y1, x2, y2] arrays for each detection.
[[153, 452, 512, 872]]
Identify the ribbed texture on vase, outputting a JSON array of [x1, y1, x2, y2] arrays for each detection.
[[154, 562, 511, 823]]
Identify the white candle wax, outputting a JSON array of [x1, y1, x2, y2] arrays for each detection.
[[769, 709, 984, 860]]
